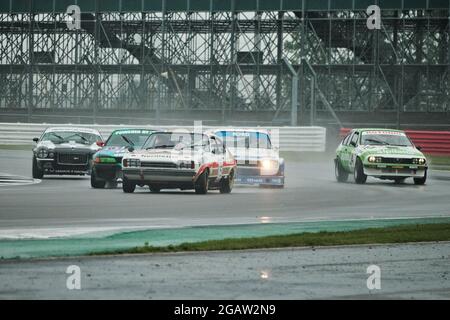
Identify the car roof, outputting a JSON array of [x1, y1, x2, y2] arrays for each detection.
[[110, 128, 157, 133], [148, 131, 212, 137], [354, 128, 405, 133], [44, 127, 101, 135], [210, 128, 270, 134]]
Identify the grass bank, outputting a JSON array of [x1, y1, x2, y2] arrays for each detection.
[[91, 222, 450, 256]]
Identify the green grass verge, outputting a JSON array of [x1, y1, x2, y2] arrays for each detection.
[[91, 222, 450, 256], [428, 155, 450, 167]]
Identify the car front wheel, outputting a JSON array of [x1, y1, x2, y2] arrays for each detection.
[[90, 169, 106, 189], [354, 158, 367, 184], [122, 177, 136, 193], [335, 158, 348, 183], [195, 169, 209, 194], [220, 169, 234, 194], [32, 157, 44, 179], [414, 170, 427, 185]]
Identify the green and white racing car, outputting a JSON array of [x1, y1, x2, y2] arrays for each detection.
[[335, 129, 428, 185]]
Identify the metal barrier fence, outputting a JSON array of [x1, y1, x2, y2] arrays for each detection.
[[340, 128, 450, 156], [0, 123, 327, 152]]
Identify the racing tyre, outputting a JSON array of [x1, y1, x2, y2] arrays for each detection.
[[414, 170, 427, 185], [149, 186, 161, 193], [335, 158, 348, 183], [354, 158, 367, 184], [122, 177, 136, 193], [90, 170, 106, 188], [220, 170, 234, 194], [195, 169, 209, 194], [32, 157, 44, 179]]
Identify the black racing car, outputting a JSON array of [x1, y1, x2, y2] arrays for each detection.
[[32, 127, 103, 179]]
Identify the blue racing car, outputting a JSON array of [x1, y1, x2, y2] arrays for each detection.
[[90, 128, 156, 188], [212, 129, 285, 188]]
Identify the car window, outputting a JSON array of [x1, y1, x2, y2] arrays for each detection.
[[41, 131, 100, 145], [360, 131, 413, 147], [342, 133, 351, 146], [211, 137, 224, 155], [215, 131, 272, 149], [106, 130, 154, 148], [143, 132, 210, 151], [350, 131, 359, 146]]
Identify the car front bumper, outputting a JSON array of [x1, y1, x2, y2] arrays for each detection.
[[235, 166, 284, 185], [123, 168, 196, 183], [93, 163, 122, 181], [363, 165, 427, 178], [235, 175, 284, 185], [37, 158, 91, 175]]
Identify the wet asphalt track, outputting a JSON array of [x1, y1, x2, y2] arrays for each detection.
[[0, 149, 450, 238]]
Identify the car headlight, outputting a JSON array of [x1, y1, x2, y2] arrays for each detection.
[[37, 148, 48, 158], [368, 156, 382, 163], [123, 159, 140, 167], [414, 158, 426, 165], [260, 159, 277, 170]]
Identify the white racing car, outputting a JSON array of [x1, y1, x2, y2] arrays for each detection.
[[121, 131, 237, 194], [211, 129, 285, 188]]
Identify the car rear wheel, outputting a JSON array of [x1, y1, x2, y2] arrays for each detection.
[[90, 169, 106, 188], [354, 158, 367, 184], [335, 158, 348, 183], [414, 170, 427, 185], [195, 169, 209, 194], [220, 170, 234, 194], [122, 177, 136, 193], [32, 157, 44, 179]]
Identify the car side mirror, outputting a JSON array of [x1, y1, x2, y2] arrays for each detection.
[[96, 141, 105, 147], [128, 146, 135, 152], [416, 146, 422, 151], [350, 141, 356, 147], [33, 137, 39, 143]]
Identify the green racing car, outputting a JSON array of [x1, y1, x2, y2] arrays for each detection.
[[90, 128, 156, 188], [335, 128, 428, 185]]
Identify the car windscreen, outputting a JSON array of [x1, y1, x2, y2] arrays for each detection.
[[106, 130, 154, 148], [215, 131, 272, 149], [360, 131, 413, 147], [41, 131, 101, 145], [143, 132, 210, 150]]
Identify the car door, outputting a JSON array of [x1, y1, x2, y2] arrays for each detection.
[[210, 137, 224, 179], [347, 131, 360, 170], [339, 131, 354, 171]]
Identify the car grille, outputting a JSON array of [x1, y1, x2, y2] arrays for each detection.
[[141, 161, 177, 168], [58, 153, 88, 165], [237, 167, 260, 176], [380, 157, 414, 164], [381, 168, 413, 174], [141, 169, 194, 176], [236, 160, 259, 167]]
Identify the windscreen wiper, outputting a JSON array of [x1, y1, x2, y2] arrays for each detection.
[[365, 138, 389, 145], [49, 132, 64, 141], [65, 133, 89, 143], [146, 144, 175, 149], [120, 135, 134, 146]]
